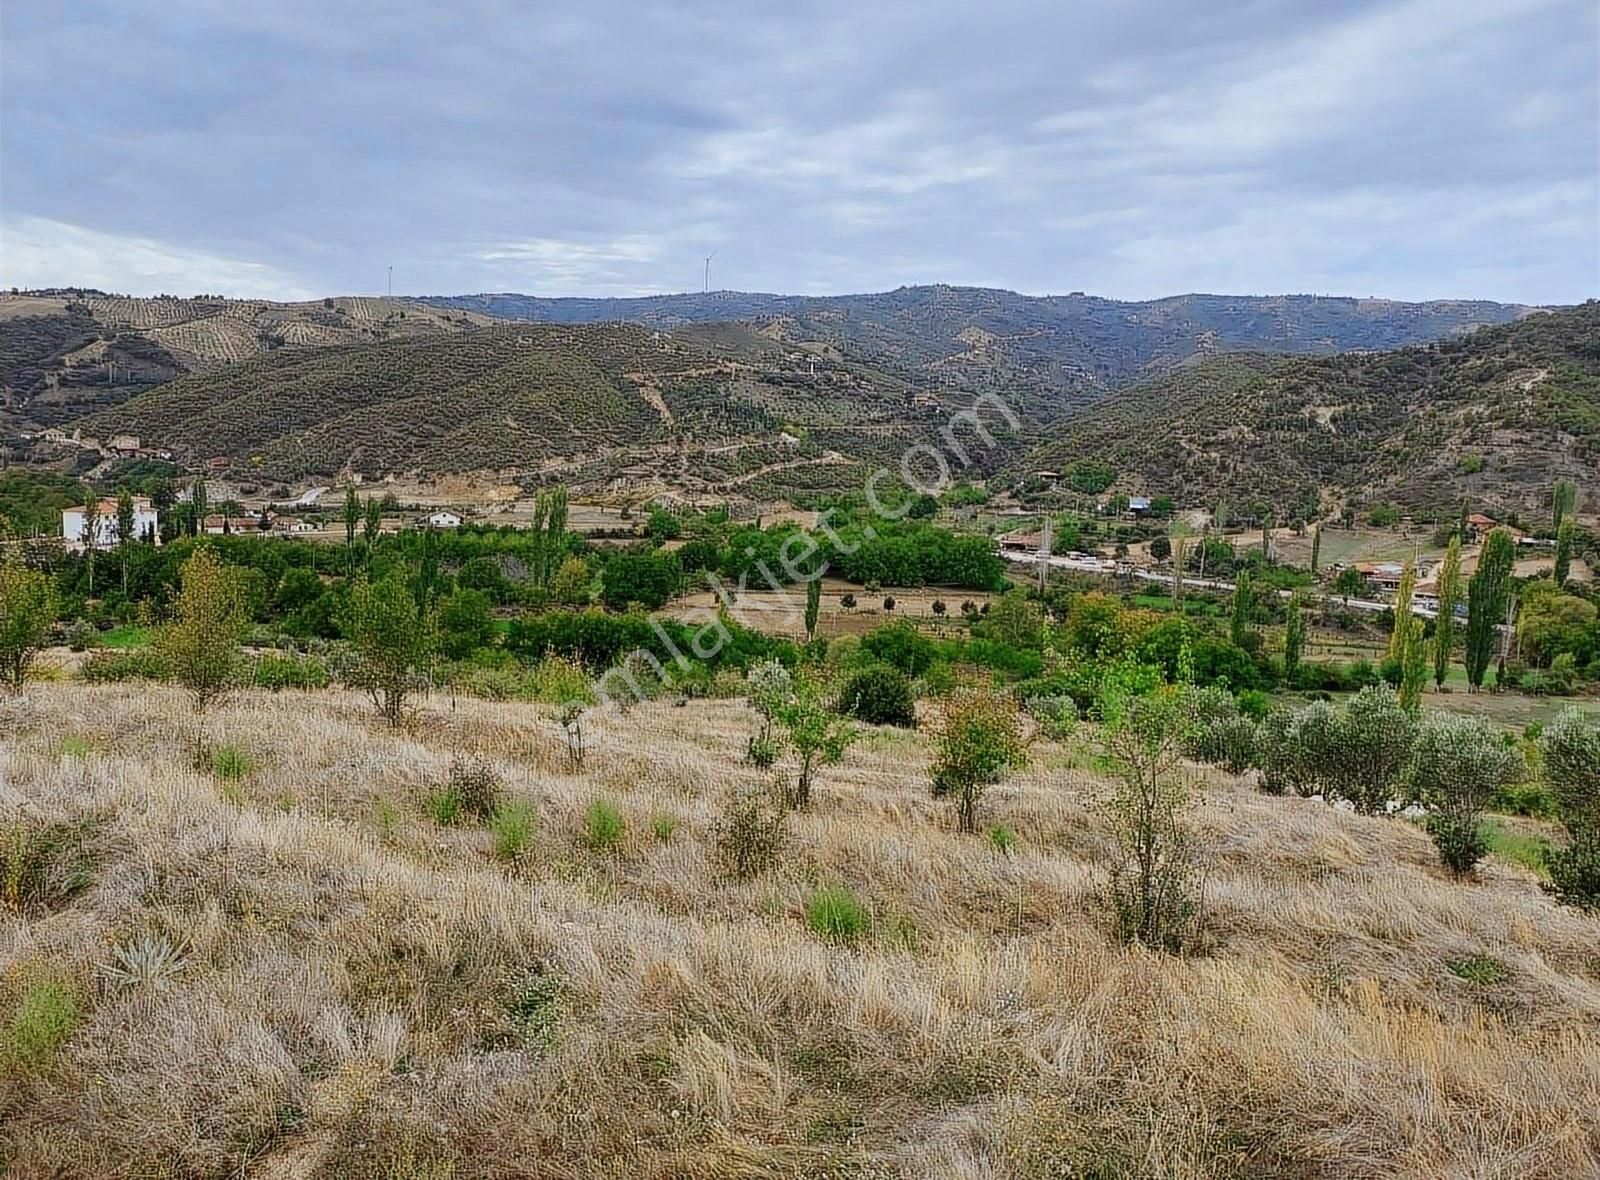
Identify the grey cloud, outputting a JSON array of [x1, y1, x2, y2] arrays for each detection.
[[1, 0, 1594, 302]]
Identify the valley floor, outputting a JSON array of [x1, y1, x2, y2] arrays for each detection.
[[2, 685, 1598, 1178]]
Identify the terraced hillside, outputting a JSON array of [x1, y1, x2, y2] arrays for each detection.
[[1017, 303, 1600, 519], [76, 321, 966, 493], [419, 286, 1535, 417], [0, 291, 494, 433]]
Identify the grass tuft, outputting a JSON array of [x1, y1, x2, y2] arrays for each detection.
[[806, 885, 869, 944]]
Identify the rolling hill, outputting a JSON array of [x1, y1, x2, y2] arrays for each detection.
[[72, 320, 973, 498], [0, 291, 496, 434], [1015, 302, 1600, 519], [417, 286, 1535, 417]]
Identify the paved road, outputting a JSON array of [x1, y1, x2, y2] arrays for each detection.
[[1001, 551, 1449, 621]]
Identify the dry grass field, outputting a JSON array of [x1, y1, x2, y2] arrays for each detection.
[[3, 683, 1599, 1178]]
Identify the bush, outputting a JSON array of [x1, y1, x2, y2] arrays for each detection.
[[1407, 713, 1522, 876], [1, 816, 92, 915], [77, 649, 169, 684], [806, 885, 869, 943], [930, 689, 1027, 833], [987, 824, 1019, 855], [3, 978, 78, 1073], [712, 785, 788, 880], [1022, 693, 1077, 742], [1544, 836, 1600, 913], [861, 621, 937, 676], [582, 799, 625, 852], [1257, 703, 1334, 796], [489, 800, 536, 863], [251, 650, 331, 691], [1539, 709, 1600, 912], [210, 744, 253, 782], [449, 755, 502, 821], [837, 665, 916, 728], [1181, 686, 1256, 774]]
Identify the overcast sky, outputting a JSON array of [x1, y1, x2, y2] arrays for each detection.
[[2, 0, 1596, 304]]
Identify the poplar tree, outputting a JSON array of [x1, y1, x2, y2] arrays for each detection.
[[1555, 519, 1575, 587], [190, 477, 208, 537], [1553, 479, 1577, 532], [115, 487, 135, 594], [1387, 563, 1416, 662], [1465, 528, 1515, 691], [1309, 523, 1321, 574], [804, 576, 821, 642], [1283, 595, 1305, 684], [1229, 569, 1253, 648], [81, 495, 101, 594], [1433, 535, 1461, 689]]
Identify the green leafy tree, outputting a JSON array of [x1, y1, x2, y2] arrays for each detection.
[[362, 497, 382, 551], [0, 550, 56, 692], [530, 486, 569, 590], [804, 576, 821, 642], [81, 495, 101, 594], [156, 547, 248, 744], [551, 556, 590, 606], [435, 588, 496, 660], [1553, 479, 1577, 532], [929, 687, 1027, 833], [1554, 518, 1575, 587], [1407, 713, 1521, 876], [1229, 569, 1253, 648], [744, 659, 793, 766], [1433, 535, 1462, 689], [190, 478, 207, 538], [339, 575, 438, 726], [1331, 565, 1366, 601], [1282, 595, 1305, 685], [115, 487, 135, 594], [1464, 528, 1515, 691], [342, 484, 360, 562], [775, 672, 857, 809], [151, 477, 176, 542]]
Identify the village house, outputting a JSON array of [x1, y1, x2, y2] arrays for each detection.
[[425, 510, 463, 528], [61, 497, 160, 550], [996, 529, 1043, 553]]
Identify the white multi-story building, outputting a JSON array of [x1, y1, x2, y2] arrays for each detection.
[[61, 497, 160, 549]]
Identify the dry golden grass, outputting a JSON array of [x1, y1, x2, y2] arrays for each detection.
[[2, 683, 1598, 1178]]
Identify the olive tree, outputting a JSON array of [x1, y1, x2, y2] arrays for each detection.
[[0, 550, 56, 693], [1406, 713, 1521, 875], [929, 687, 1027, 833], [1541, 709, 1600, 912], [1325, 685, 1416, 814], [1257, 700, 1337, 797]]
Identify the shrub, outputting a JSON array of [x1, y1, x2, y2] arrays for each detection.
[[1544, 836, 1600, 913], [77, 649, 169, 684], [806, 885, 869, 943], [449, 755, 502, 821], [837, 664, 916, 728], [713, 785, 788, 880], [744, 659, 793, 761], [987, 824, 1019, 855], [582, 799, 625, 852], [156, 547, 248, 721], [422, 787, 464, 826], [0, 549, 55, 692], [251, 650, 330, 691], [210, 744, 253, 782], [489, 800, 536, 863], [930, 689, 1027, 833], [861, 621, 936, 676], [1, 816, 92, 915], [1023, 693, 1077, 742], [1407, 713, 1522, 876], [775, 672, 858, 809], [338, 574, 438, 727], [650, 814, 678, 842], [1326, 684, 1416, 814], [3, 978, 78, 1073], [98, 932, 188, 991]]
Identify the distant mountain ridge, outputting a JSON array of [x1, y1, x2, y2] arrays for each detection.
[[415, 285, 1537, 415]]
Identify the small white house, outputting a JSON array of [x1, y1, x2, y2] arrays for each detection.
[[425, 510, 463, 528], [62, 497, 160, 549]]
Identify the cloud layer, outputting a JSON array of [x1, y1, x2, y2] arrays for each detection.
[[2, 0, 1594, 302]]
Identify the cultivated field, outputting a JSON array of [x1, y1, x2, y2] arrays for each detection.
[[3, 684, 1598, 1177]]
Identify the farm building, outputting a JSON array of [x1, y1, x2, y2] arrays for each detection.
[[61, 498, 159, 549]]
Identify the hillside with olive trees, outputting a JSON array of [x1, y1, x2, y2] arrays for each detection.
[[1015, 302, 1600, 520]]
